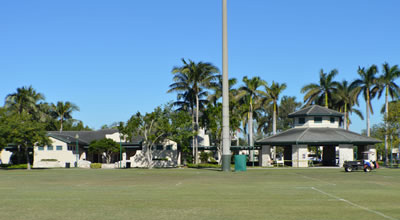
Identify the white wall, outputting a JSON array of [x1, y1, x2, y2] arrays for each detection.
[[292, 145, 308, 167], [294, 116, 340, 128], [0, 149, 12, 164], [33, 137, 85, 168]]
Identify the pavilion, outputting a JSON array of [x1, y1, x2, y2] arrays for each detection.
[[255, 105, 380, 167]]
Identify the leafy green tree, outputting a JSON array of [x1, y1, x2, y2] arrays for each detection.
[[278, 96, 302, 131], [168, 110, 195, 165], [89, 138, 120, 164], [51, 101, 80, 132], [352, 65, 380, 136], [124, 106, 171, 168], [4, 112, 49, 169], [301, 69, 339, 107], [168, 59, 219, 164]]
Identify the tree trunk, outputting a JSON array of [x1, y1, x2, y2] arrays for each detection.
[[191, 112, 195, 163], [60, 118, 63, 132], [25, 147, 31, 170], [236, 129, 240, 146], [344, 103, 347, 130], [146, 145, 153, 169], [385, 87, 389, 165], [272, 102, 277, 160], [249, 110, 254, 162], [325, 92, 328, 107], [366, 92, 370, 137], [195, 94, 199, 164]]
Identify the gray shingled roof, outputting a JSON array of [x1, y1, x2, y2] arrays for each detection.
[[256, 127, 380, 145], [48, 129, 143, 146], [288, 105, 343, 118]]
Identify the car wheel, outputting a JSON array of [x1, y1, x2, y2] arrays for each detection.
[[345, 167, 352, 172], [364, 166, 371, 172]]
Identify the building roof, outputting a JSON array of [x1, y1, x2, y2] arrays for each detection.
[[288, 105, 343, 118], [256, 127, 380, 146], [47, 130, 143, 146]]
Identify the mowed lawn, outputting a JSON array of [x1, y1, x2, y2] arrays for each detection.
[[0, 168, 399, 220]]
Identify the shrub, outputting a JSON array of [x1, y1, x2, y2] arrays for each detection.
[[41, 159, 58, 162], [7, 164, 28, 169], [187, 163, 221, 169], [90, 163, 102, 169]]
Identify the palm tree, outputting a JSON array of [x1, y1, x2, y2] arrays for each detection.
[[168, 59, 219, 164], [259, 81, 286, 160], [377, 62, 400, 164], [51, 101, 80, 132], [237, 76, 266, 161], [333, 80, 363, 130], [5, 85, 44, 115], [352, 65, 380, 137], [260, 81, 287, 135], [301, 69, 339, 107]]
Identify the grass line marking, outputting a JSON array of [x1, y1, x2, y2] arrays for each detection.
[[311, 187, 398, 220]]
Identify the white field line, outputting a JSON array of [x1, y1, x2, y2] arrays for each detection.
[[175, 182, 182, 186], [311, 187, 398, 220], [294, 173, 336, 186]]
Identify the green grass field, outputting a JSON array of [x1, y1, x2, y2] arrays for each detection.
[[0, 168, 399, 220]]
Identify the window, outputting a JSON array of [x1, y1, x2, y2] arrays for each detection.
[[298, 117, 305, 125], [156, 145, 163, 150], [68, 146, 73, 151], [314, 117, 322, 123], [330, 117, 335, 123], [166, 145, 172, 150], [47, 145, 53, 151], [38, 146, 44, 151], [56, 145, 63, 151]]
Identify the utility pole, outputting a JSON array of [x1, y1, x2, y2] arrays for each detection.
[[221, 0, 231, 172]]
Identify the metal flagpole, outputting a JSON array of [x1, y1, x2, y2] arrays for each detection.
[[221, 0, 231, 171]]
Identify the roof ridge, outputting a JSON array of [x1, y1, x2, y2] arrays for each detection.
[[306, 105, 316, 115], [296, 127, 309, 144], [332, 128, 352, 142]]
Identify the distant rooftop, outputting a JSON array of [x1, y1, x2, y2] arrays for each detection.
[[288, 105, 343, 118]]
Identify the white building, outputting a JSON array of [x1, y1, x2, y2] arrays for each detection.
[[32, 129, 178, 168], [256, 105, 380, 167]]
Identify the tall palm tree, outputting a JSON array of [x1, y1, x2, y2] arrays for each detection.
[[260, 81, 287, 135], [259, 82, 286, 160], [51, 101, 80, 132], [352, 65, 379, 137], [333, 80, 363, 130], [301, 69, 339, 107], [377, 62, 400, 164], [237, 76, 266, 160], [5, 85, 44, 115], [168, 59, 219, 164]]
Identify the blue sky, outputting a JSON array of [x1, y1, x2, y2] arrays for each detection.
[[1, 0, 399, 133]]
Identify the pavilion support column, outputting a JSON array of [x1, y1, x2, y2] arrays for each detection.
[[259, 145, 272, 167], [292, 145, 308, 168], [338, 144, 353, 168]]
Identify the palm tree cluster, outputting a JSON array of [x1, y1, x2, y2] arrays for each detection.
[[3, 85, 87, 131], [301, 63, 400, 164], [168, 59, 301, 164]]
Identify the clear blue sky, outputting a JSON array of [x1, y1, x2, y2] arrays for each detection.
[[1, 0, 399, 133]]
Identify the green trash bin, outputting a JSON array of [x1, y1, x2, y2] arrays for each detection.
[[234, 155, 247, 172]]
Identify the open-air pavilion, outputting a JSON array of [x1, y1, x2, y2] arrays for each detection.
[[255, 105, 380, 167]]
